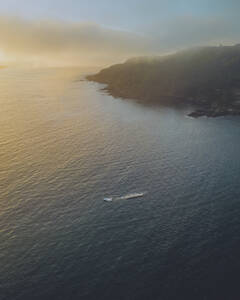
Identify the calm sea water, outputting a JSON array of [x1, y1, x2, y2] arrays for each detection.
[[1, 68, 240, 300]]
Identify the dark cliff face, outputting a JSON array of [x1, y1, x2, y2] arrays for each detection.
[[87, 45, 240, 111]]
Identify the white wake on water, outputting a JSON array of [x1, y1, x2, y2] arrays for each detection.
[[104, 192, 146, 202]]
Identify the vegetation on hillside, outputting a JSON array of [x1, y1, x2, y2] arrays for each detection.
[[88, 45, 240, 116]]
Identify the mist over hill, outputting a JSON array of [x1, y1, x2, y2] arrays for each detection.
[[88, 44, 240, 117]]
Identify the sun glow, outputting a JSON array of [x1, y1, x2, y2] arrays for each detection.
[[0, 50, 7, 64]]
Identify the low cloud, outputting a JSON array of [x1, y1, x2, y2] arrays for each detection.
[[152, 16, 240, 51], [0, 16, 153, 66], [0, 15, 240, 66]]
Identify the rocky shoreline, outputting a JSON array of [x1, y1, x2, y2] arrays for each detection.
[[188, 105, 240, 118], [90, 82, 240, 118], [87, 45, 240, 118]]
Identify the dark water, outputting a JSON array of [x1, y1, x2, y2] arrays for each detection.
[[1, 68, 240, 300]]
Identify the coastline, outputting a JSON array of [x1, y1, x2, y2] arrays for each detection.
[[87, 45, 240, 119], [188, 107, 240, 118], [87, 77, 240, 118]]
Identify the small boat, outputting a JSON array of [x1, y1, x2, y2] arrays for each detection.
[[103, 197, 113, 202]]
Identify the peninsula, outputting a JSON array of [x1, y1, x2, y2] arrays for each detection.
[[87, 45, 240, 117]]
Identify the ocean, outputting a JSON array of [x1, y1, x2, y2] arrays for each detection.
[[1, 67, 240, 300]]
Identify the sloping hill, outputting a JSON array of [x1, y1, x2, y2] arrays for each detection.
[[87, 45, 240, 117]]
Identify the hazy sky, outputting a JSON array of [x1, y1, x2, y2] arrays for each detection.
[[0, 0, 239, 66]]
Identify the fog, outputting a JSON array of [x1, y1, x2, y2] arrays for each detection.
[[0, 13, 239, 67], [0, 16, 154, 67]]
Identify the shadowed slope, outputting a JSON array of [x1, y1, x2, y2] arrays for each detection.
[[88, 45, 240, 117]]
